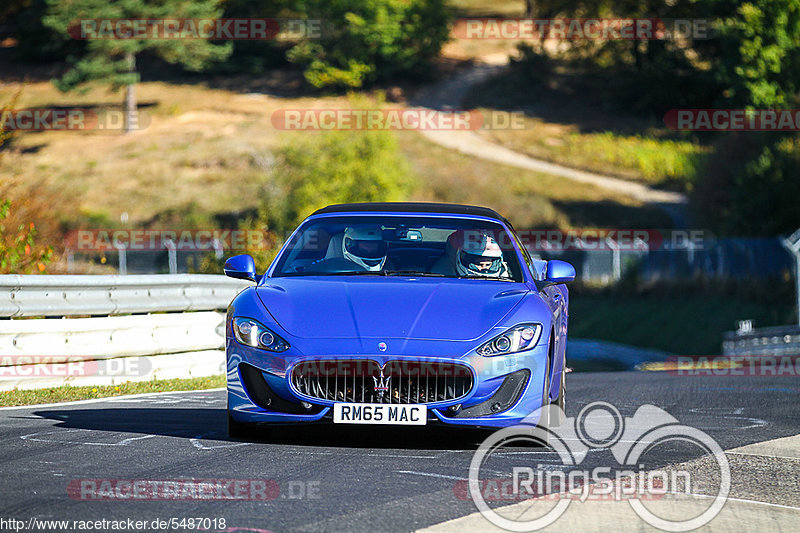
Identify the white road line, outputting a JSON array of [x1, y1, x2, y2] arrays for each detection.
[[190, 433, 251, 450], [21, 429, 157, 446], [663, 491, 800, 511], [0, 388, 224, 411], [726, 451, 800, 461], [369, 454, 440, 459], [397, 470, 468, 481]]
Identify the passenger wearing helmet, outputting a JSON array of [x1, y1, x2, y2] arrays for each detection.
[[432, 230, 509, 278], [342, 227, 389, 271]]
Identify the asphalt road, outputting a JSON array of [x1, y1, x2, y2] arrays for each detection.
[[1, 371, 799, 533]]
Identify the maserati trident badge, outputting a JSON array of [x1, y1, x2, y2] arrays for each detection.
[[373, 369, 390, 398]]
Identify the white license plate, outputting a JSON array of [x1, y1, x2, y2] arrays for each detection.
[[333, 403, 427, 425]]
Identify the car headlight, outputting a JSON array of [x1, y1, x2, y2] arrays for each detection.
[[477, 323, 542, 356], [232, 317, 290, 352]]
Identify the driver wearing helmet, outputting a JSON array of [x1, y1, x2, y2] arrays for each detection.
[[342, 227, 389, 271], [444, 230, 509, 278]]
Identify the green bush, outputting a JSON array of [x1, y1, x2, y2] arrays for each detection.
[[0, 200, 53, 274], [693, 133, 800, 236], [236, 129, 416, 270], [287, 0, 450, 88], [712, 0, 800, 108]]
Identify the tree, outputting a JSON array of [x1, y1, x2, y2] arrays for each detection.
[[692, 0, 800, 235], [286, 0, 450, 88], [713, 0, 800, 108], [237, 128, 416, 269], [692, 133, 800, 236], [43, 0, 232, 132]]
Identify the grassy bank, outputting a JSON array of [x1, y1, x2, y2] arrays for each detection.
[[463, 65, 710, 191], [1, 76, 672, 273], [569, 287, 795, 355], [0, 375, 225, 407]]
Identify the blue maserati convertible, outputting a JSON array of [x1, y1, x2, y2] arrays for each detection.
[[223, 202, 574, 437]]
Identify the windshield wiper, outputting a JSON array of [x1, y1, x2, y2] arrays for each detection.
[[315, 270, 388, 276], [384, 270, 446, 277], [457, 275, 515, 282]]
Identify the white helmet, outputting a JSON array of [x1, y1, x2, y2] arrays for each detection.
[[342, 227, 387, 271], [449, 230, 506, 277]]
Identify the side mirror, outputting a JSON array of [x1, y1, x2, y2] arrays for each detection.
[[545, 260, 575, 284], [224, 254, 257, 282]]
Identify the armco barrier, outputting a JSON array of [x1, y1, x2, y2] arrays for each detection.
[[0, 274, 252, 390], [722, 324, 800, 357], [0, 274, 249, 317]]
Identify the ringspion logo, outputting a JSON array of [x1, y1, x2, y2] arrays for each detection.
[[469, 402, 730, 531]]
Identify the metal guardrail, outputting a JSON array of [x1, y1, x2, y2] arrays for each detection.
[[723, 324, 800, 356], [0, 274, 251, 318], [0, 274, 253, 390], [0, 311, 228, 360]]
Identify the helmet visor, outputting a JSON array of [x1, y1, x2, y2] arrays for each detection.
[[345, 237, 387, 259], [459, 251, 503, 274]]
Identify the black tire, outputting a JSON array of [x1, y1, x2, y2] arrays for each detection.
[[536, 337, 552, 442], [551, 366, 566, 426]]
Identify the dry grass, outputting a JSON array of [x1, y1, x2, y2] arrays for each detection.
[[0, 80, 350, 227], [398, 130, 673, 230], [477, 116, 709, 189], [447, 0, 525, 17], [1, 74, 670, 269]]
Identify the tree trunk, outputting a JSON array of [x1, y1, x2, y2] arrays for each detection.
[[124, 52, 137, 134], [525, 0, 535, 17]]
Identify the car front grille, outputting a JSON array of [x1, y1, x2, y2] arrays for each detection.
[[290, 359, 473, 404]]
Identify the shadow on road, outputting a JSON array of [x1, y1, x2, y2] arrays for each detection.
[[31, 407, 499, 450]]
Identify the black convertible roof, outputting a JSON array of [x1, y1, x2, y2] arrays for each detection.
[[312, 202, 511, 225]]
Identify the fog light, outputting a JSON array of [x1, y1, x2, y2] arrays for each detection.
[[301, 401, 312, 410]]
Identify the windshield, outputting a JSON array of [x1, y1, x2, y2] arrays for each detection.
[[271, 215, 525, 281]]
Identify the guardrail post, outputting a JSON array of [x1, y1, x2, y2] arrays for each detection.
[[605, 236, 621, 281], [782, 228, 800, 326], [163, 237, 178, 274], [115, 242, 127, 275]]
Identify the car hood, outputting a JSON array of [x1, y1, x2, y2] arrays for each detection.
[[256, 277, 528, 341]]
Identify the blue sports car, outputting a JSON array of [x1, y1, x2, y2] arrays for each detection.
[[223, 202, 574, 438]]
